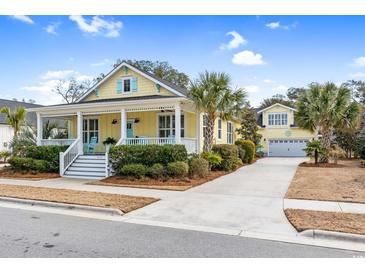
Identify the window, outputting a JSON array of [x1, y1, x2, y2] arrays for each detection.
[[217, 119, 222, 139], [227, 122, 233, 144], [268, 113, 288, 126], [123, 78, 131, 92], [83, 118, 99, 143], [158, 114, 184, 138]]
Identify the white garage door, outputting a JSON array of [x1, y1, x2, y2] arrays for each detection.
[[268, 139, 308, 157]]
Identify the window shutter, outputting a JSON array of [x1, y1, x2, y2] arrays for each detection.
[[95, 89, 100, 97], [131, 77, 138, 92], [117, 79, 123, 94]]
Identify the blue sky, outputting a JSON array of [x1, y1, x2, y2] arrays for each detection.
[[1, 15, 365, 106]]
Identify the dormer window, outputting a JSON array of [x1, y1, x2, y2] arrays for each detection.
[[268, 113, 288, 126]]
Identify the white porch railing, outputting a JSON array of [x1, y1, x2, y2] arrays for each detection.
[[59, 138, 81, 176], [41, 139, 75, 146], [116, 137, 197, 153]]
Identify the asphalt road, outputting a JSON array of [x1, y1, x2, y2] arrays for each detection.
[[0, 207, 363, 258]]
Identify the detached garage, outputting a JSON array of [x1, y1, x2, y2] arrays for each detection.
[[268, 139, 308, 157]]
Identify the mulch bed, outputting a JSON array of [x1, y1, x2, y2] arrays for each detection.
[[0, 169, 60, 180], [285, 208, 365, 235], [89, 170, 231, 191], [0, 184, 158, 213], [285, 159, 365, 203], [299, 162, 344, 168]]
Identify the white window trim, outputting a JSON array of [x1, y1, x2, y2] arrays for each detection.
[[156, 112, 185, 138], [82, 117, 100, 144], [217, 118, 222, 140], [227, 121, 234, 144], [267, 112, 288, 127], [121, 77, 133, 93]]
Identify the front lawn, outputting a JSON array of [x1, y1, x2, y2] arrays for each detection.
[[0, 184, 158, 213], [89, 170, 229, 191], [285, 159, 365, 203], [285, 208, 365, 235]]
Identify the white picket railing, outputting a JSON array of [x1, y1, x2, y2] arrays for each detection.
[[181, 138, 198, 153], [105, 151, 109, 177], [41, 139, 75, 146], [59, 138, 81, 176]]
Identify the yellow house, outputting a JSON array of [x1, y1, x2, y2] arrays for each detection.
[[256, 103, 317, 157], [27, 62, 240, 179]]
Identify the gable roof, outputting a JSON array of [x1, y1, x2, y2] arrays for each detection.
[[256, 103, 297, 114], [0, 99, 42, 125], [77, 61, 188, 102]]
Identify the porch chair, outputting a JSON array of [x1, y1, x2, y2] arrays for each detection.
[[87, 136, 98, 154]]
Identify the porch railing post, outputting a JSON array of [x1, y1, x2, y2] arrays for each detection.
[[175, 103, 181, 144], [59, 152, 64, 176]]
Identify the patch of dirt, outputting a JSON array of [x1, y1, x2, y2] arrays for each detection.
[[299, 162, 344, 168], [285, 160, 365, 203], [0, 184, 158, 213], [285, 208, 365, 235], [0, 169, 60, 180], [91, 170, 230, 191]]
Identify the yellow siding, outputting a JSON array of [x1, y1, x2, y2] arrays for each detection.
[[83, 67, 175, 102], [258, 105, 316, 153]]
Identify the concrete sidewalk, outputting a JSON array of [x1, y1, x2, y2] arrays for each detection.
[[284, 199, 365, 214]]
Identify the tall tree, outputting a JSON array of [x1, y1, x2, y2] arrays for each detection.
[[116, 59, 190, 89], [259, 94, 293, 108], [189, 71, 246, 151], [295, 82, 361, 162], [287, 87, 306, 103], [52, 77, 92, 104], [0, 106, 26, 136], [237, 105, 262, 145]]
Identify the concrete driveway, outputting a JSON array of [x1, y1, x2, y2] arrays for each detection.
[[127, 157, 305, 236]]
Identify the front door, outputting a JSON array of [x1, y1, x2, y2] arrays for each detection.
[[127, 121, 134, 138]]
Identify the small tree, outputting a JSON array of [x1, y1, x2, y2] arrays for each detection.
[[304, 140, 327, 165], [0, 106, 26, 136], [237, 105, 262, 145], [259, 94, 293, 108]]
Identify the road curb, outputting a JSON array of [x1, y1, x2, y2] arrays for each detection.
[[300, 229, 365, 243], [0, 197, 124, 216]]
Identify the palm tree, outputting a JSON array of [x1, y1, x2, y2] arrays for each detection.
[[296, 82, 361, 162], [43, 120, 59, 139], [303, 140, 326, 165], [189, 71, 246, 151], [0, 106, 26, 136]]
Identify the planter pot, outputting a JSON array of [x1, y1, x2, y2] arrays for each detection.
[[105, 144, 111, 153]]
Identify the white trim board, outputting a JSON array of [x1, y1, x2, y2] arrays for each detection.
[[257, 103, 297, 114]]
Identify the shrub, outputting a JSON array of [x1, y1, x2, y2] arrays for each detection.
[[0, 150, 11, 162], [189, 158, 210, 178], [148, 163, 165, 179], [212, 144, 240, 171], [235, 139, 255, 164], [166, 161, 189, 177], [110, 144, 188, 169], [8, 157, 48, 173], [24, 145, 69, 172], [200, 151, 222, 170], [119, 164, 148, 179]]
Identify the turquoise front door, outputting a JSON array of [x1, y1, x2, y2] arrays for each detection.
[[127, 121, 134, 138]]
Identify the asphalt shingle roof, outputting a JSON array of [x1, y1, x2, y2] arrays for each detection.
[[0, 99, 42, 125]]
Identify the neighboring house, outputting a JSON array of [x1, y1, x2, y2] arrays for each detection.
[[256, 103, 317, 157], [0, 99, 42, 151], [27, 62, 241, 179]]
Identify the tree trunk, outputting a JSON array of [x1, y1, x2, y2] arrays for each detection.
[[203, 114, 215, 152], [314, 149, 318, 165], [320, 128, 331, 163]]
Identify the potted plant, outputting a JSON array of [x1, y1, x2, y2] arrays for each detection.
[[103, 137, 117, 152]]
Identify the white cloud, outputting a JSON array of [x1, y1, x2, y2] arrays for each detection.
[[90, 58, 111, 67], [273, 85, 289, 94], [45, 22, 61, 35], [266, 21, 298, 30], [232, 50, 265, 65], [349, 72, 365, 78], [266, 22, 280, 29], [352, 57, 365, 67], [243, 85, 260, 93], [264, 79, 276, 84], [11, 15, 34, 24], [22, 70, 92, 105], [219, 31, 246, 50], [69, 15, 123, 38]]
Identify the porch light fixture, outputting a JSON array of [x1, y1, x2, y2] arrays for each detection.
[[134, 118, 140, 123], [112, 119, 118, 125]]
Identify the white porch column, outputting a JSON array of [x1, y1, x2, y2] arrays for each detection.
[[196, 110, 201, 153], [121, 109, 127, 144], [175, 103, 181, 144], [36, 113, 42, 146], [77, 111, 83, 154]]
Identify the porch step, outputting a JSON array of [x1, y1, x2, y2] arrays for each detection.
[[62, 154, 107, 180]]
